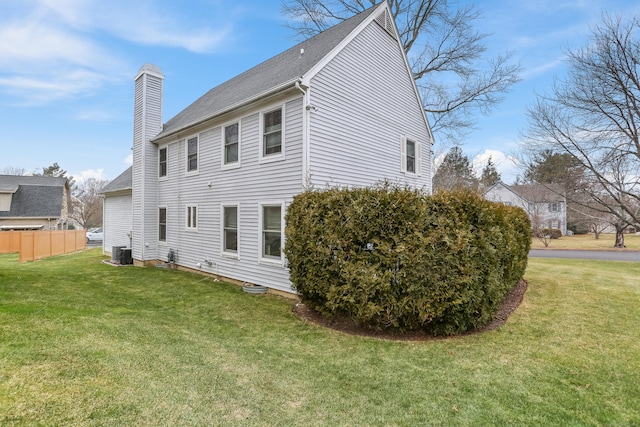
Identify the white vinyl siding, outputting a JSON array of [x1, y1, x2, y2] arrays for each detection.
[[308, 20, 430, 190], [153, 95, 302, 292], [132, 68, 163, 261], [103, 192, 132, 254]]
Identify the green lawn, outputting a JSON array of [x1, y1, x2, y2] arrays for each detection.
[[1, 249, 639, 426], [531, 233, 640, 250]]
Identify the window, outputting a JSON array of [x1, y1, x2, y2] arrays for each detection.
[[549, 202, 559, 212], [406, 140, 416, 173], [223, 205, 238, 254], [263, 108, 282, 156], [186, 205, 197, 230], [401, 136, 421, 175], [224, 123, 239, 165], [159, 147, 167, 178], [159, 208, 167, 242], [261, 205, 282, 261], [187, 137, 198, 172]]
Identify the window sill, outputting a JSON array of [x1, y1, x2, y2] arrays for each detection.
[[259, 154, 285, 164], [259, 257, 284, 267], [221, 163, 241, 171], [221, 252, 239, 260]]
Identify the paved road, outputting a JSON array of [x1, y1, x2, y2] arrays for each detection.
[[529, 249, 640, 262]]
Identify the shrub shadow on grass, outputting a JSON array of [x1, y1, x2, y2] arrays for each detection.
[[292, 279, 528, 341]]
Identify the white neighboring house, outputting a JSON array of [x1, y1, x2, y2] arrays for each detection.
[[104, 2, 433, 293], [485, 181, 567, 235]]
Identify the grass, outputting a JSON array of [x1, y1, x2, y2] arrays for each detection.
[[1, 249, 639, 426], [530, 232, 640, 250]]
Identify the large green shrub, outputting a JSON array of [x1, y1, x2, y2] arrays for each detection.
[[284, 184, 531, 336]]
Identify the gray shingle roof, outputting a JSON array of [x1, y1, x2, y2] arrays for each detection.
[[0, 175, 67, 218], [154, 4, 381, 140], [100, 167, 132, 194]]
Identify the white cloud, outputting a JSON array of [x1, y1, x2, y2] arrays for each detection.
[[74, 168, 105, 183], [473, 149, 520, 184], [124, 154, 133, 165], [0, 0, 231, 105], [35, 0, 231, 53]]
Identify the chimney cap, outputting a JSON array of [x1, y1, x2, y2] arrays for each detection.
[[135, 63, 164, 80]]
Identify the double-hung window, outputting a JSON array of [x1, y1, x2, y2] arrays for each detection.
[[549, 202, 559, 212], [187, 137, 198, 172], [159, 208, 167, 242], [186, 205, 197, 231], [263, 108, 282, 157], [224, 123, 239, 165], [401, 136, 421, 175], [261, 204, 282, 262], [159, 147, 167, 178], [222, 205, 238, 255]]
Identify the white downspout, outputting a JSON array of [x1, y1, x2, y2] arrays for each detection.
[[296, 79, 311, 189]]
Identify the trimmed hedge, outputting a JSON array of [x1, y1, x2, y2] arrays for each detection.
[[284, 184, 531, 336]]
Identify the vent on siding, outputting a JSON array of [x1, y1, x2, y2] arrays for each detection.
[[374, 9, 397, 40]]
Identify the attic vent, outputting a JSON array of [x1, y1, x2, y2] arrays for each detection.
[[374, 9, 397, 40]]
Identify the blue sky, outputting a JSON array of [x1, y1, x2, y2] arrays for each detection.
[[0, 0, 638, 184]]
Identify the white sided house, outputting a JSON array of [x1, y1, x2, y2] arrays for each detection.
[[485, 181, 567, 235], [105, 2, 433, 293]]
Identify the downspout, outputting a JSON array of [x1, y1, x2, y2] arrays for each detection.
[[296, 79, 311, 189]]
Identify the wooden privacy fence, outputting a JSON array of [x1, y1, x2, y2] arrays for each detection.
[[0, 230, 86, 261]]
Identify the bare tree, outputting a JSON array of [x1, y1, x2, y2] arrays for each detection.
[[72, 178, 109, 229], [1, 166, 28, 175], [521, 14, 640, 248], [282, 0, 521, 147]]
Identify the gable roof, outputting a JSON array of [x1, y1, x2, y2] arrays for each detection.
[[100, 167, 132, 195], [153, 3, 384, 141], [486, 181, 565, 203], [0, 175, 68, 218], [511, 183, 565, 203]]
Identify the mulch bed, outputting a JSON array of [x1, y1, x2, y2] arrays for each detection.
[[292, 279, 528, 341]]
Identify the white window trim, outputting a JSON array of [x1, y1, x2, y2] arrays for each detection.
[[185, 204, 198, 232], [259, 104, 286, 163], [158, 145, 168, 180], [400, 135, 421, 176], [258, 201, 285, 266], [158, 206, 168, 244], [186, 135, 199, 175], [220, 203, 240, 259], [221, 122, 241, 170]]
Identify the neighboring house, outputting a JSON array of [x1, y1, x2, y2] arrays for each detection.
[[485, 181, 567, 235], [0, 175, 73, 231], [100, 167, 133, 252], [105, 2, 433, 293]]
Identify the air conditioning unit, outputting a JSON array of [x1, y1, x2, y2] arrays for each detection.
[[112, 246, 126, 262], [120, 248, 133, 265]]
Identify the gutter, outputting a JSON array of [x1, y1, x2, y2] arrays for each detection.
[[151, 78, 303, 144]]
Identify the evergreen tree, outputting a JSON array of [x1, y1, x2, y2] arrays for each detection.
[[433, 146, 478, 192], [480, 156, 501, 189]]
